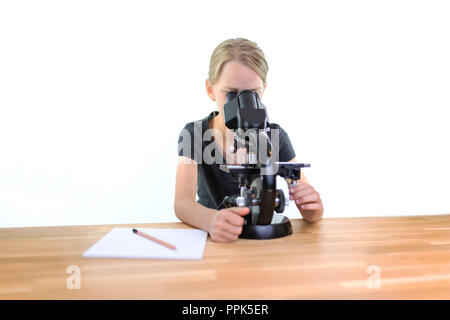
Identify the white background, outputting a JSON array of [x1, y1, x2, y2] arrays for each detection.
[[1, 0, 449, 228]]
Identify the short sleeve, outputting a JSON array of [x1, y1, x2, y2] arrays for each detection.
[[279, 126, 296, 161], [177, 121, 203, 163], [270, 124, 296, 162]]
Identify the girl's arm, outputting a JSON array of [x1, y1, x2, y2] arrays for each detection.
[[174, 156, 249, 242], [174, 156, 217, 232], [288, 158, 324, 222]]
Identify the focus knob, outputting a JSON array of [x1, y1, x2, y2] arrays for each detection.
[[275, 189, 285, 213]]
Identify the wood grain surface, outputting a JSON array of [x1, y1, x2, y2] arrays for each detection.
[[1, 215, 450, 299]]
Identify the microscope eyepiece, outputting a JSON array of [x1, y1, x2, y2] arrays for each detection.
[[225, 91, 238, 103], [223, 89, 269, 130]]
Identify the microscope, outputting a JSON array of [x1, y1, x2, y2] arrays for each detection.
[[219, 89, 310, 239]]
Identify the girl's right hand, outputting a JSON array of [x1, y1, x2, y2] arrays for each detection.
[[208, 207, 250, 242]]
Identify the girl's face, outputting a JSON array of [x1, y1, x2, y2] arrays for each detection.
[[206, 60, 267, 116]]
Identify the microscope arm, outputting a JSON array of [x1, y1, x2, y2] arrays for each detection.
[[258, 174, 277, 225], [257, 130, 277, 225]]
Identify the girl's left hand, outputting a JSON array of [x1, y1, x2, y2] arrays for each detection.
[[289, 182, 323, 215]]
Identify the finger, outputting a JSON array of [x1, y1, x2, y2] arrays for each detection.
[[229, 207, 250, 216], [299, 202, 322, 210], [295, 194, 320, 205], [290, 189, 313, 200], [210, 235, 223, 242], [211, 235, 230, 243], [224, 212, 245, 227], [222, 222, 243, 236], [288, 183, 310, 193], [217, 229, 239, 241]]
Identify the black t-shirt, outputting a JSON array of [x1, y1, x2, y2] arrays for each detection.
[[177, 111, 296, 210]]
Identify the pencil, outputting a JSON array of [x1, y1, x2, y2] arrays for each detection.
[[132, 228, 177, 250]]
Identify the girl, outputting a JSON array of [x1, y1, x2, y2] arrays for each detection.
[[175, 38, 323, 243]]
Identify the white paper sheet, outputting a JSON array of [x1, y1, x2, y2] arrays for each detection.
[[82, 228, 208, 260]]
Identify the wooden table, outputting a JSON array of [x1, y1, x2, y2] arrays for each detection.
[[1, 215, 450, 299]]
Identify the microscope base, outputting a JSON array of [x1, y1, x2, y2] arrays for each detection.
[[239, 215, 293, 240]]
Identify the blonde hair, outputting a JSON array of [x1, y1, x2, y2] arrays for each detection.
[[208, 38, 269, 86]]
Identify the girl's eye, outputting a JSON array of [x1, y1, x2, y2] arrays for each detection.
[[225, 90, 260, 95]]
